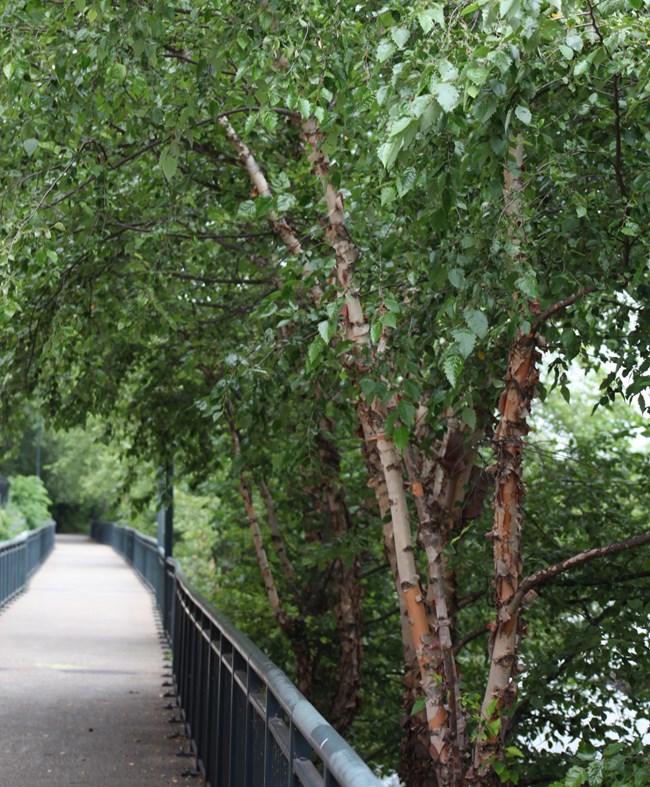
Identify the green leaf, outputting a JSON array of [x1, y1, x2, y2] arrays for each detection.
[[391, 27, 410, 49], [516, 270, 539, 300], [318, 319, 335, 344], [514, 106, 531, 125], [467, 66, 490, 86], [360, 378, 376, 400], [392, 424, 410, 453], [621, 221, 639, 237], [559, 44, 574, 60], [566, 33, 583, 52], [380, 186, 396, 205], [443, 355, 463, 387], [410, 697, 426, 715], [493, 760, 507, 777], [397, 167, 417, 197], [23, 138, 39, 157], [397, 399, 416, 426], [586, 760, 603, 787], [3, 62, 15, 80], [447, 268, 465, 290], [431, 82, 461, 113], [453, 329, 476, 358], [388, 116, 415, 138], [257, 299, 278, 318], [626, 375, 650, 396], [461, 406, 476, 429], [260, 110, 278, 133], [464, 308, 488, 338], [438, 60, 458, 83], [563, 765, 587, 787], [376, 39, 396, 63], [306, 336, 325, 371], [109, 63, 127, 83], [378, 140, 401, 171], [297, 98, 311, 120], [237, 200, 256, 219], [380, 311, 398, 329], [486, 718, 501, 738], [574, 59, 590, 76], [159, 144, 179, 181], [417, 5, 445, 32], [277, 193, 297, 212]]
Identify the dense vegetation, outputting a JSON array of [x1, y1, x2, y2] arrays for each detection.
[[1, 1, 649, 784], [0, 472, 53, 539]]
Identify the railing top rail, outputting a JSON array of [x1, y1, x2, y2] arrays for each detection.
[[169, 558, 383, 787], [0, 521, 56, 550]]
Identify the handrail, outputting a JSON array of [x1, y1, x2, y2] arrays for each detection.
[[91, 520, 382, 787], [0, 521, 56, 608]]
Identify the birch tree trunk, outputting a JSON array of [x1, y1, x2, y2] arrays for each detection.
[[472, 333, 539, 779], [302, 116, 461, 786], [472, 140, 538, 780]]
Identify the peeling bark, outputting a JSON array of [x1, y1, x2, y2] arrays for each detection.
[[472, 332, 540, 777], [302, 115, 453, 772], [218, 116, 303, 256], [404, 445, 466, 785]]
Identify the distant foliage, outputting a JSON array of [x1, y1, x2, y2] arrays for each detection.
[[7, 475, 53, 530], [0, 504, 27, 541]]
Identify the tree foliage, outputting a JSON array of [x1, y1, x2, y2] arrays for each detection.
[[1, 0, 649, 783]]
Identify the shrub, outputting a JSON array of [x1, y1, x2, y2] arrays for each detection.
[[7, 475, 53, 530]]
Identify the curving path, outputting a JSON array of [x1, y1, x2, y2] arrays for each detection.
[[0, 535, 196, 786]]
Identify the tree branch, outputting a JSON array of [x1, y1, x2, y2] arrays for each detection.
[[532, 284, 599, 330], [507, 532, 650, 616], [453, 623, 489, 655], [217, 116, 303, 255]]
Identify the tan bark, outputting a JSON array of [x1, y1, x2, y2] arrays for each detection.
[[472, 333, 538, 777], [473, 139, 536, 778], [218, 116, 303, 256], [303, 115, 461, 779], [222, 115, 462, 777]]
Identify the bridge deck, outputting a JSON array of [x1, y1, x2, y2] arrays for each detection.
[[0, 535, 195, 786]]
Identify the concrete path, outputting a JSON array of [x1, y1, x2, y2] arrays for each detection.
[[0, 535, 197, 786]]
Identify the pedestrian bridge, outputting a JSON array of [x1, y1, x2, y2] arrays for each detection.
[[0, 525, 380, 787]]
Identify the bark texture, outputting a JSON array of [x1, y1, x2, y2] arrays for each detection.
[[472, 332, 539, 777]]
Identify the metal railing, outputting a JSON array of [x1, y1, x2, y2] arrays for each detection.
[[91, 521, 381, 787], [0, 521, 56, 608]]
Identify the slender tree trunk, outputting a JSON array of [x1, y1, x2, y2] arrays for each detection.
[[316, 422, 364, 733], [302, 116, 466, 784], [471, 333, 539, 779], [224, 401, 314, 695], [260, 479, 298, 593], [472, 139, 536, 780]]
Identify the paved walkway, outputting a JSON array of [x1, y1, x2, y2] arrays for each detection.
[[0, 535, 196, 786]]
